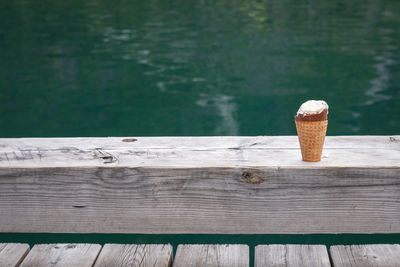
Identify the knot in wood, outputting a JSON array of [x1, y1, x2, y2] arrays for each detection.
[[241, 171, 264, 184]]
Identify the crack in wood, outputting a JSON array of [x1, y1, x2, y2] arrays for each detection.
[[94, 148, 118, 164]]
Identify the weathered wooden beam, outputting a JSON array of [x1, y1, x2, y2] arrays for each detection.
[[0, 243, 30, 267], [173, 244, 249, 267], [0, 136, 398, 167], [0, 136, 399, 234], [255, 245, 330, 267], [19, 244, 101, 267], [93, 244, 172, 267], [330, 244, 400, 267]]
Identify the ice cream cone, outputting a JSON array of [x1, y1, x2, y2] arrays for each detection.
[[295, 120, 328, 162]]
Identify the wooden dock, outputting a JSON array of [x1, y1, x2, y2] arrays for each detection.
[[1, 243, 400, 266], [0, 136, 399, 266]]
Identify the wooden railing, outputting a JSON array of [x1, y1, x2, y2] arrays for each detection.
[[0, 136, 399, 234], [0, 136, 399, 266]]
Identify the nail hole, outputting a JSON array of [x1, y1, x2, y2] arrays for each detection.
[[122, 138, 137, 142]]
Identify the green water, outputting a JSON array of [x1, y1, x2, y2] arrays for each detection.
[[0, 0, 399, 257], [1, 0, 400, 137]]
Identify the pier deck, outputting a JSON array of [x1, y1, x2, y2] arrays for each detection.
[[1, 243, 400, 266]]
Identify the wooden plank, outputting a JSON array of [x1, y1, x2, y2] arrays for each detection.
[[94, 244, 172, 267], [19, 244, 101, 267], [0, 166, 399, 234], [173, 244, 249, 267], [255, 245, 330, 267], [0, 136, 399, 168], [0, 243, 30, 267], [330, 244, 400, 267], [0, 136, 399, 234]]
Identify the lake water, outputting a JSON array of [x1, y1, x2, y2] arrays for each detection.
[[1, 0, 399, 137]]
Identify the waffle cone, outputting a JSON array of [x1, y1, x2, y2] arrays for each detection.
[[295, 120, 328, 162]]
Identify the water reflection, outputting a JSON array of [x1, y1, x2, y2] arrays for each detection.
[[196, 94, 239, 135], [239, 0, 271, 33], [363, 26, 395, 106], [364, 54, 393, 106]]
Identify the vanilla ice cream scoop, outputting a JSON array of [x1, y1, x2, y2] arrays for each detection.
[[297, 100, 329, 115]]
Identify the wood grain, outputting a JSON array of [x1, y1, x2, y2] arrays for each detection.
[[19, 244, 101, 267], [94, 244, 172, 267], [255, 245, 330, 267], [0, 136, 399, 168], [0, 243, 30, 267], [0, 136, 399, 234], [330, 244, 400, 267], [173, 244, 249, 267], [0, 166, 399, 234]]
